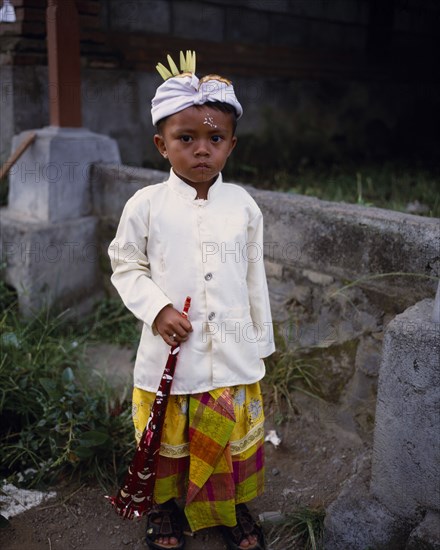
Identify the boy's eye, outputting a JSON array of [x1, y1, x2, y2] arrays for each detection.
[[211, 135, 223, 143], [180, 135, 193, 143]]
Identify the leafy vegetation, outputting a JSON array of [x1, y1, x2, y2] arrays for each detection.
[[267, 506, 325, 550], [225, 154, 439, 218], [262, 325, 322, 423], [0, 282, 137, 490], [76, 297, 140, 347]]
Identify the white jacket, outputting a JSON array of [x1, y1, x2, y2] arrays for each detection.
[[108, 169, 275, 394]]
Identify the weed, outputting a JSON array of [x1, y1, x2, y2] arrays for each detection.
[[78, 298, 140, 347], [267, 506, 325, 550], [225, 139, 440, 217], [0, 282, 135, 490], [262, 326, 322, 422]]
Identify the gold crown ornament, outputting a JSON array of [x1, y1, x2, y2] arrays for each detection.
[[151, 50, 243, 124], [156, 50, 196, 80]]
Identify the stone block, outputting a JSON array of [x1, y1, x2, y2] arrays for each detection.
[[202, 0, 289, 13], [247, 186, 439, 304], [107, 0, 170, 32], [263, 260, 283, 280], [324, 0, 369, 24], [370, 298, 440, 519], [173, 1, 224, 42], [0, 209, 104, 316], [270, 14, 310, 47], [225, 7, 269, 43], [355, 335, 382, 378], [325, 493, 412, 549], [91, 164, 439, 307], [302, 269, 334, 286], [406, 511, 440, 549], [0, 66, 14, 165], [91, 164, 166, 219], [324, 451, 413, 549], [8, 126, 120, 222]]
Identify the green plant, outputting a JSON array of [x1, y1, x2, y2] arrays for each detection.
[[268, 506, 325, 550], [0, 284, 135, 489], [79, 297, 140, 347], [262, 325, 322, 422]]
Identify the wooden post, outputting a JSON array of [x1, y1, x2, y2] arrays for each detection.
[[46, 0, 82, 127]]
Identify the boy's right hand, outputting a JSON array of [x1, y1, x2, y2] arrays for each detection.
[[154, 304, 193, 347]]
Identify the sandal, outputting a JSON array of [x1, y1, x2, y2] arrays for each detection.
[[145, 499, 185, 550], [220, 503, 266, 550]]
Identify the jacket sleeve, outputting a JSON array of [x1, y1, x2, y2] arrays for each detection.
[[246, 207, 276, 358], [108, 198, 172, 329]]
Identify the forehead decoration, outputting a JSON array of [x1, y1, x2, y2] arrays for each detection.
[[151, 50, 243, 125]]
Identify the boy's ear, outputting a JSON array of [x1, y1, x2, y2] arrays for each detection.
[[154, 134, 168, 158], [228, 136, 237, 157]]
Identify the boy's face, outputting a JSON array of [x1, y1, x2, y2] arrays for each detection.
[[154, 106, 237, 188]]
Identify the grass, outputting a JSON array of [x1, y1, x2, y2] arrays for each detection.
[[267, 506, 325, 550], [76, 297, 140, 347], [0, 280, 138, 490], [0, 269, 322, 490], [262, 325, 323, 423], [225, 159, 440, 218], [286, 166, 439, 216]]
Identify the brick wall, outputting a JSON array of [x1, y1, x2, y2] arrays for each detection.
[[2, 0, 438, 78], [1, 0, 439, 166]]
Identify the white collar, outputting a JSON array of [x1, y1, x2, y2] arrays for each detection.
[[167, 168, 223, 202]]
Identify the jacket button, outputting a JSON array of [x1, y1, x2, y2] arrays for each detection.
[[205, 272, 213, 281], [208, 312, 216, 321]]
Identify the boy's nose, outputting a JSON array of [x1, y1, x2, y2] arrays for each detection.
[[194, 141, 210, 156]]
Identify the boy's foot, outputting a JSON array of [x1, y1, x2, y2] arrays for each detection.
[[220, 504, 266, 550], [145, 499, 185, 549]]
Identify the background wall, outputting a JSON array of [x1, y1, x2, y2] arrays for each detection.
[[1, 0, 439, 168]]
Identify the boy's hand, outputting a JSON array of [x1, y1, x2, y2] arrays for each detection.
[[154, 304, 193, 346]]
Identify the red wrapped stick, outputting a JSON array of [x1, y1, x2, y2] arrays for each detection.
[[107, 296, 191, 519]]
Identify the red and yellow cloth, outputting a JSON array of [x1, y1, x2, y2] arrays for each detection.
[[132, 383, 265, 532]]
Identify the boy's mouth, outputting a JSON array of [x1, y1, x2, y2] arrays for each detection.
[[194, 163, 210, 169]]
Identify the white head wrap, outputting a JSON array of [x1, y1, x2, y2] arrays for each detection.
[[151, 72, 243, 125]]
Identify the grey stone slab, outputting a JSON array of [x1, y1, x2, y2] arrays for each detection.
[[370, 299, 440, 519], [0, 66, 14, 164], [0, 209, 104, 316], [247, 186, 439, 303], [173, 1, 224, 42], [323, 0, 369, 24], [12, 65, 49, 135], [108, 0, 170, 32], [92, 164, 439, 304], [91, 164, 167, 219], [325, 493, 413, 549], [269, 14, 310, 47], [8, 127, 120, 222], [82, 68, 149, 166], [287, 0, 328, 18], [225, 6, 269, 43], [202, 0, 289, 12], [324, 451, 414, 549], [406, 511, 440, 549]]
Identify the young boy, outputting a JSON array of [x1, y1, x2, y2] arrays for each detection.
[[109, 51, 275, 550]]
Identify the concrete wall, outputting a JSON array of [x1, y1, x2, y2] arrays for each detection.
[[371, 298, 440, 519], [5, 64, 438, 169], [93, 164, 439, 306], [1, 0, 439, 166]]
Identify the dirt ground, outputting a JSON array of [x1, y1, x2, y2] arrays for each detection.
[[0, 388, 367, 550]]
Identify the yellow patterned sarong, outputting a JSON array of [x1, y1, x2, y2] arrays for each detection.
[[132, 383, 265, 532]]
